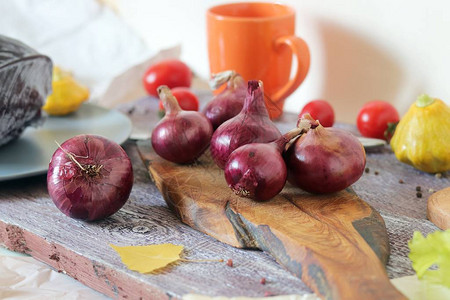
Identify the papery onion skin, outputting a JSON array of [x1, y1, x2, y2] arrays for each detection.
[[225, 143, 287, 201], [284, 125, 366, 194], [47, 134, 133, 221], [203, 72, 246, 129], [210, 80, 281, 169], [151, 86, 213, 164]]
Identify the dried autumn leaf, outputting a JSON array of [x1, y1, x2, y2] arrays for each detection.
[[110, 243, 183, 273]]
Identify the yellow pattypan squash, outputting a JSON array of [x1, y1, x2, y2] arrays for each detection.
[[390, 94, 450, 173], [42, 66, 89, 116]]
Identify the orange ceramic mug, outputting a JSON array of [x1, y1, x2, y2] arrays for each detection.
[[207, 2, 310, 119]]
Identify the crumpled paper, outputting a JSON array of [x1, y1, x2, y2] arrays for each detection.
[[96, 45, 181, 109], [0, 0, 152, 100], [98, 45, 211, 140], [0, 255, 109, 300]]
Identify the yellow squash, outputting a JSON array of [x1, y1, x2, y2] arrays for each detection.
[[42, 66, 89, 116], [390, 94, 450, 173]]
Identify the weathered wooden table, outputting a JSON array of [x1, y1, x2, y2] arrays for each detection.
[[0, 96, 448, 299]]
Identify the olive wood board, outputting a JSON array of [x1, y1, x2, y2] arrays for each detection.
[[137, 140, 406, 300], [427, 187, 450, 230]]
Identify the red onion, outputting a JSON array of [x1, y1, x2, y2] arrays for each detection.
[[47, 134, 133, 221], [225, 124, 310, 201], [203, 71, 246, 129], [210, 80, 281, 169], [284, 114, 366, 194], [151, 85, 213, 164]]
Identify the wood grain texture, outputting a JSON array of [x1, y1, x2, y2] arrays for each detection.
[[0, 138, 446, 299], [138, 141, 405, 300], [427, 187, 450, 230], [0, 141, 316, 299], [1, 92, 449, 298]]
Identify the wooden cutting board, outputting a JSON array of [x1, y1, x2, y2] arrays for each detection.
[[427, 187, 450, 230], [137, 140, 406, 300]]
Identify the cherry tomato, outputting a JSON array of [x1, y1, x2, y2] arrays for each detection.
[[143, 60, 192, 97], [357, 100, 399, 140], [299, 100, 335, 127], [159, 87, 199, 113]]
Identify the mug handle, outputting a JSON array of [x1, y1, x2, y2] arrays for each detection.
[[271, 35, 310, 103]]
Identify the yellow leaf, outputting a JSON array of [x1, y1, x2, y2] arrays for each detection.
[[110, 243, 184, 273]]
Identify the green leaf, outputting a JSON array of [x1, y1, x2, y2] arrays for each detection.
[[408, 230, 450, 287]]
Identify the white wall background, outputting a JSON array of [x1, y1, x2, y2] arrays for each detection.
[[114, 0, 450, 123]]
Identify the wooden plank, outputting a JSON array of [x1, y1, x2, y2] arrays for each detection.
[[0, 141, 315, 299]]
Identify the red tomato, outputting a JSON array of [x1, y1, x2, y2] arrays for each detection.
[[357, 100, 399, 140], [143, 60, 192, 97], [299, 100, 335, 127], [159, 87, 199, 112]]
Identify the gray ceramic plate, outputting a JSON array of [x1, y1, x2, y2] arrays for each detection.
[[0, 103, 132, 181]]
